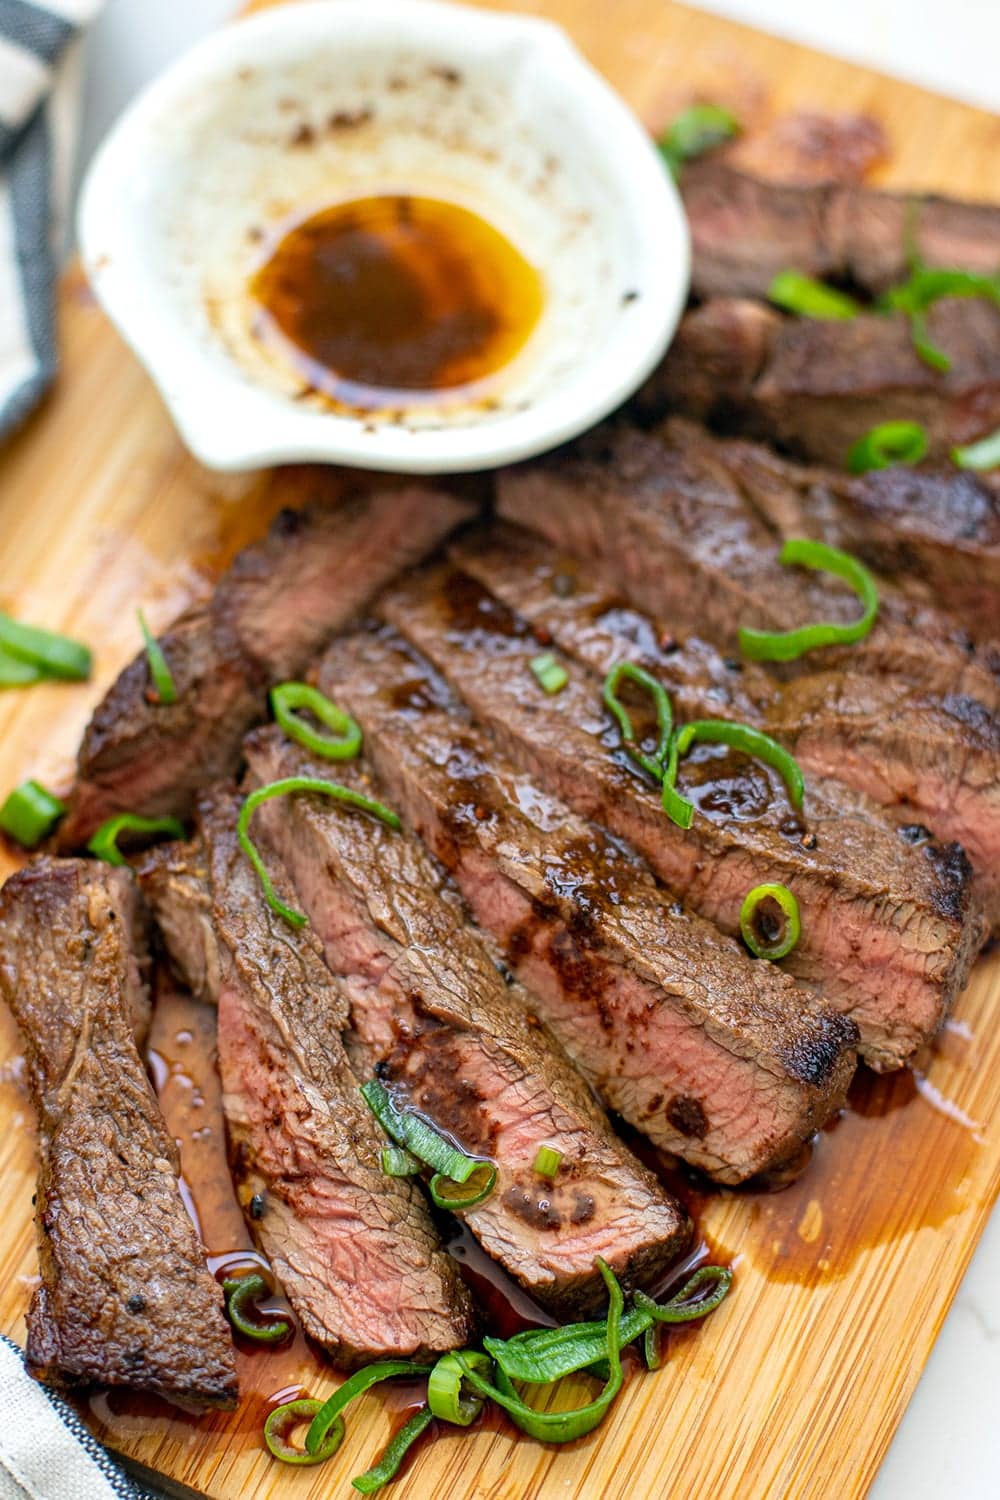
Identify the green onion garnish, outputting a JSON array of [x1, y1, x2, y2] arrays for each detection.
[[0, 780, 66, 847], [643, 1325, 661, 1371], [352, 1406, 434, 1493], [657, 103, 739, 177], [361, 1079, 488, 1185], [381, 1146, 420, 1177], [952, 426, 1000, 471], [87, 812, 185, 866], [669, 719, 804, 814], [306, 1361, 429, 1457], [428, 1164, 498, 1211], [265, 1399, 345, 1466], [427, 1349, 492, 1427], [881, 264, 1000, 372], [270, 681, 363, 760], [739, 882, 801, 961], [738, 538, 879, 663], [602, 661, 674, 782], [223, 1273, 291, 1344], [533, 1145, 562, 1179], [0, 612, 92, 681], [847, 420, 928, 474], [238, 778, 400, 928], [0, 648, 43, 688], [768, 270, 860, 321], [529, 652, 568, 695], [137, 610, 177, 705]]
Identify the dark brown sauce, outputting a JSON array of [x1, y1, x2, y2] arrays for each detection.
[[250, 195, 544, 409]]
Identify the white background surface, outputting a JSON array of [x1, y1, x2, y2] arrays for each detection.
[[74, 3, 1000, 1497]]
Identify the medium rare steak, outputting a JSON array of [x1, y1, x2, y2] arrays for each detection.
[[142, 795, 473, 1367], [681, 159, 1000, 301], [312, 631, 856, 1183], [381, 560, 982, 1069], [0, 859, 237, 1405], [58, 480, 474, 849], [241, 728, 690, 1311], [643, 296, 1000, 464]]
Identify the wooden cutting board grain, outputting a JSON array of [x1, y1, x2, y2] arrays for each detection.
[[0, 3, 997, 1497]]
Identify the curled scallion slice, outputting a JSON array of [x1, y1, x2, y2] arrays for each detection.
[[847, 420, 928, 474], [633, 1265, 734, 1324], [352, 1405, 435, 1494], [427, 1350, 492, 1426], [223, 1273, 291, 1344], [87, 812, 185, 866], [428, 1164, 497, 1212], [305, 1361, 428, 1457], [138, 610, 177, 705], [381, 1146, 420, 1177], [270, 681, 362, 761], [739, 883, 801, 961], [602, 661, 674, 782], [360, 1079, 491, 1188], [738, 538, 879, 663], [264, 1399, 344, 1466], [670, 719, 805, 813], [880, 264, 1000, 372]]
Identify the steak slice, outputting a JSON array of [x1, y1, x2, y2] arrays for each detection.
[[58, 481, 474, 849], [310, 632, 856, 1182], [643, 295, 1000, 465], [681, 159, 1000, 301], [142, 794, 474, 1367], [0, 859, 237, 1405], [241, 730, 690, 1311], [381, 560, 980, 1069]]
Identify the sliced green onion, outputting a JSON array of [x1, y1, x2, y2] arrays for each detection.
[[738, 538, 879, 663], [533, 1145, 562, 1179], [643, 1325, 661, 1371], [265, 1399, 344, 1466], [87, 812, 185, 866], [270, 681, 362, 760], [657, 103, 739, 177], [671, 719, 805, 812], [223, 1273, 291, 1344], [360, 1079, 483, 1184], [881, 264, 1000, 372], [305, 1361, 428, 1456], [352, 1406, 434, 1494], [602, 661, 674, 782], [0, 648, 43, 688], [768, 271, 860, 321], [659, 734, 694, 830], [635, 1265, 734, 1324], [952, 427, 1000, 471], [847, 420, 928, 474], [0, 612, 92, 681], [529, 652, 568, 695], [428, 1164, 497, 1211], [381, 1146, 420, 1177], [0, 780, 66, 847], [739, 883, 801, 961], [239, 778, 400, 928], [137, 610, 177, 705], [427, 1350, 491, 1426]]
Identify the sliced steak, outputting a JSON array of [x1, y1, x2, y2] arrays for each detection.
[[681, 159, 1000, 301], [58, 481, 474, 849], [643, 295, 1000, 465], [142, 793, 474, 1367], [380, 560, 980, 1068], [309, 633, 856, 1181], [240, 730, 689, 1310], [0, 859, 237, 1405]]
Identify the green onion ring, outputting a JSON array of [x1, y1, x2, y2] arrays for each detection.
[[305, 1361, 428, 1456], [952, 426, 1000, 471], [0, 612, 92, 682], [264, 1399, 344, 1465], [381, 1146, 420, 1177], [428, 1163, 497, 1212], [881, 264, 1000, 372], [270, 681, 362, 761], [739, 883, 801, 961], [137, 610, 177, 705], [360, 1079, 484, 1184], [223, 1274, 291, 1344], [846, 420, 928, 474], [602, 661, 674, 782], [352, 1406, 434, 1494], [238, 779, 400, 928], [768, 270, 860, 321], [0, 780, 66, 847], [87, 813, 185, 866], [533, 1145, 562, 1179], [671, 719, 804, 812], [529, 652, 568, 695], [633, 1266, 734, 1324], [427, 1350, 492, 1426], [738, 538, 879, 663]]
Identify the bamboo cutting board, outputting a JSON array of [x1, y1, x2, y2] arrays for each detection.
[[0, 3, 998, 1497]]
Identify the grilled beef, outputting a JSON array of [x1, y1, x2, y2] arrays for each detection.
[[0, 859, 237, 1405], [142, 796, 473, 1367], [643, 295, 1000, 465], [241, 728, 690, 1309], [311, 630, 856, 1182], [58, 481, 473, 849], [681, 159, 1000, 301]]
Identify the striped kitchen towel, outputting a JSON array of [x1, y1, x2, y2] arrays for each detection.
[[0, 0, 102, 440]]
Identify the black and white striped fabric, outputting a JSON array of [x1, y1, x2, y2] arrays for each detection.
[[0, 0, 101, 440]]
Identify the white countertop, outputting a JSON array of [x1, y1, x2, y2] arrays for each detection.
[[74, 4, 1000, 1497]]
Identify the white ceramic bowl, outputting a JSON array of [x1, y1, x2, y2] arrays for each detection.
[[78, 0, 689, 473]]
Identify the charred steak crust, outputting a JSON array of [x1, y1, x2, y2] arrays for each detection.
[[241, 726, 692, 1306], [58, 480, 474, 849], [0, 859, 238, 1406]]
